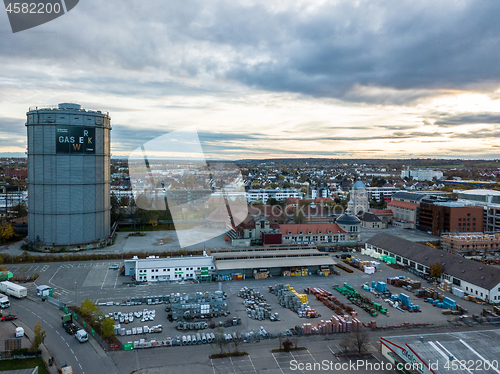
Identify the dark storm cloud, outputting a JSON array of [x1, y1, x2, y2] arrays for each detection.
[[0, 117, 26, 150], [450, 129, 500, 139], [432, 113, 500, 127], [0, 117, 25, 135], [2, 0, 500, 104]]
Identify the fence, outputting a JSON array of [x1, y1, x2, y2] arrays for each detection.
[[64, 306, 123, 352]]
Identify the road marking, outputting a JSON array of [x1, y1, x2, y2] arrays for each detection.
[[327, 345, 340, 361], [306, 350, 317, 363], [247, 355, 257, 373], [49, 266, 62, 286], [114, 271, 119, 289], [66, 342, 69, 347], [271, 353, 285, 374], [101, 268, 110, 289], [75, 356, 79, 361], [70, 348, 74, 354]]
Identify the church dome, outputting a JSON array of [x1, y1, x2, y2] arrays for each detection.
[[336, 214, 361, 225], [352, 180, 366, 190]]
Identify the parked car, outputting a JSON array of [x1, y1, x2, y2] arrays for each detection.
[[109, 264, 119, 270], [1, 314, 17, 321]]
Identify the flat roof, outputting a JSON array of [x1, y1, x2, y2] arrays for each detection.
[[381, 329, 500, 374], [125, 256, 214, 267], [215, 256, 336, 271], [459, 189, 500, 196], [212, 249, 324, 259]]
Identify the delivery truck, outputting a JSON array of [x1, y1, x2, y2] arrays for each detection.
[[0, 293, 10, 308], [0, 281, 27, 299]]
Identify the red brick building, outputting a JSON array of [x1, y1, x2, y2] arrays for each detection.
[[419, 202, 484, 236]]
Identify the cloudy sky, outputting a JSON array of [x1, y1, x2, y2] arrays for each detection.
[[1, 0, 500, 160]]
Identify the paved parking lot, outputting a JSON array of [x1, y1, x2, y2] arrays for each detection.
[[211, 355, 258, 374]]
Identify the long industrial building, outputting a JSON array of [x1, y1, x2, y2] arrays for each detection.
[[209, 244, 336, 278], [26, 103, 112, 250], [123, 244, 336, 283], [365, 232, 500, 303]]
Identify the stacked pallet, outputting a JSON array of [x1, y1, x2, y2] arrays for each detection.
[[301, 314, 362, 334]]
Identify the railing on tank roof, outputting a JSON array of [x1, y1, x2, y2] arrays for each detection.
[[28, 105, 109, 116]]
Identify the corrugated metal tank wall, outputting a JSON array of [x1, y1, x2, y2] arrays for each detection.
[[27, 104, 111, 247]]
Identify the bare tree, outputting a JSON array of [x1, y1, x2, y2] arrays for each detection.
[[232, 332, 242, 353], [350, 328, 369, 354], [339, 335, 351, 353], [214, 327, 227, 354], [291, 335, 300, 349]]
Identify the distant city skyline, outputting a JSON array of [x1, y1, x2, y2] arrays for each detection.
[[1, 0, 500, 160]]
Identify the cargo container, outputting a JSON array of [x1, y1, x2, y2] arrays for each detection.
[[0, 281, 27, 299]]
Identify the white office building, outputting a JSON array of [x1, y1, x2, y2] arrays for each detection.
[[124, 256, 215, 282], [246, 189, 302, 203], [401, 169, 443, 181]]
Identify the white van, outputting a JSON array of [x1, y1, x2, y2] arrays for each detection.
[[75, 329, 88, 343]]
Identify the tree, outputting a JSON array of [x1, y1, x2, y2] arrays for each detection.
[[0, 222, 16, 244], [232, 331, 242, 353], [12, 203, 27, 218], [80, 297, 97, 317], [291, 335, 300, 349], [102, 317, 115, 338], [350, 328, 369, 354], [214, 327, 227, 353], [31, 321, 46, 352], [430, 262, 443, 279], [282, 339, 293, 352]]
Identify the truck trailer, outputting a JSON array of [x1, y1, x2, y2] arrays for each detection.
[[0, 293, 10, 308], [0, 281, 27, 299]]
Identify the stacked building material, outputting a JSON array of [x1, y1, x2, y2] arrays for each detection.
[[440, 280, 452, 292], [301, 314, 362, 334], [398, 293, 421, 311], [170, 291, 227, 320], [238, 287, 273, 321], [364, 266, 375, 274], [371, 281, 388, 293], [452, 287, 465, 298]]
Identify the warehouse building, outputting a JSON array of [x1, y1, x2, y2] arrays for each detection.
[[381, 330, 500, 374], [209, 244, 336, 279], [365, 232, 500, 303], [124, 255, 215, 282]]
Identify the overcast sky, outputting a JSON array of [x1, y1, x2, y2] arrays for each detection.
[[1, 0, 500, 160]]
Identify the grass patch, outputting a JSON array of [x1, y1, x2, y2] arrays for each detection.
[[271, 347, 307, 353], [118, 224, 174, 232], [0, 357, 49, 374], [209, 351, 248, 359]]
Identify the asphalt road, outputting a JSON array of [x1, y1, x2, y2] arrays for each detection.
[[9, 296, 119, 374]]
